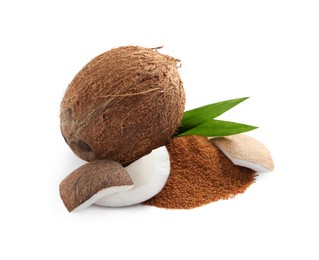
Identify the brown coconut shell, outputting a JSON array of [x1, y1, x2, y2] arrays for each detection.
[[59, 160, 133, 212], [60, 46, 185, 164]]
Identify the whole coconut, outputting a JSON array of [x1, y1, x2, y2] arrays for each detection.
[[60, 46, 185, 164]]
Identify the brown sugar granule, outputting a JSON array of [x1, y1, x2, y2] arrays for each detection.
[[144, 135, 256, 209]]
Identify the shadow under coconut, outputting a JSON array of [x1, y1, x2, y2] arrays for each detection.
[[79, 203, 153, 214], [59, 150, 87, 179]]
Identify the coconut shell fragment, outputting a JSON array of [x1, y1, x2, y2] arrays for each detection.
[[211, 134, 274, 172], [60, 46, 185, 164], [95, 146, 170, 207], [59, 160, 133, 212]]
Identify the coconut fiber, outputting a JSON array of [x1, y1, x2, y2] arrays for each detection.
[[60, 46, 185, 165], [144, 135, 256, 209]]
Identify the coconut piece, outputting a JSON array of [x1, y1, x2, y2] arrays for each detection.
[[95, 146, 170, 207], [59, 160, 133, 212], [60, 46, 185, 165], [211, 134, 274, 172]]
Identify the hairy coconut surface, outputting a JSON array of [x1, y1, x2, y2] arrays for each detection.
[[60, 46, 185, 164]]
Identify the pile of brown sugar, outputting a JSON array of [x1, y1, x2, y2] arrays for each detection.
[[144, 135, 256, 209]]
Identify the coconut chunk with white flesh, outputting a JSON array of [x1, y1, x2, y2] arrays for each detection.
[[211, 134, 274, 173], [95, 146, 170, 207], [59, 160, 134, 212]]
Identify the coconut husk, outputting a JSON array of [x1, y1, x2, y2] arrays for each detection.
[[60, 46, 185, 164]]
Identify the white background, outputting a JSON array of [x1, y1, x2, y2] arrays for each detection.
[[1, 0, 318, 259]]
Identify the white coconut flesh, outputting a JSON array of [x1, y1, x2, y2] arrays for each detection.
[[72, 185, 133, 212], [95, 146, 170, 207], [211, 134, 274, 173]]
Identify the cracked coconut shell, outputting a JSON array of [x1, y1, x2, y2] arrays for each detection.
[[60, 46, 185, 164], [59, 160, 133, 212]]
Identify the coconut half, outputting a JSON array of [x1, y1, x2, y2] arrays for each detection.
[[95, 146, 170, 207], [59, 160, 134, 212], [211, 134, 274, 173]]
